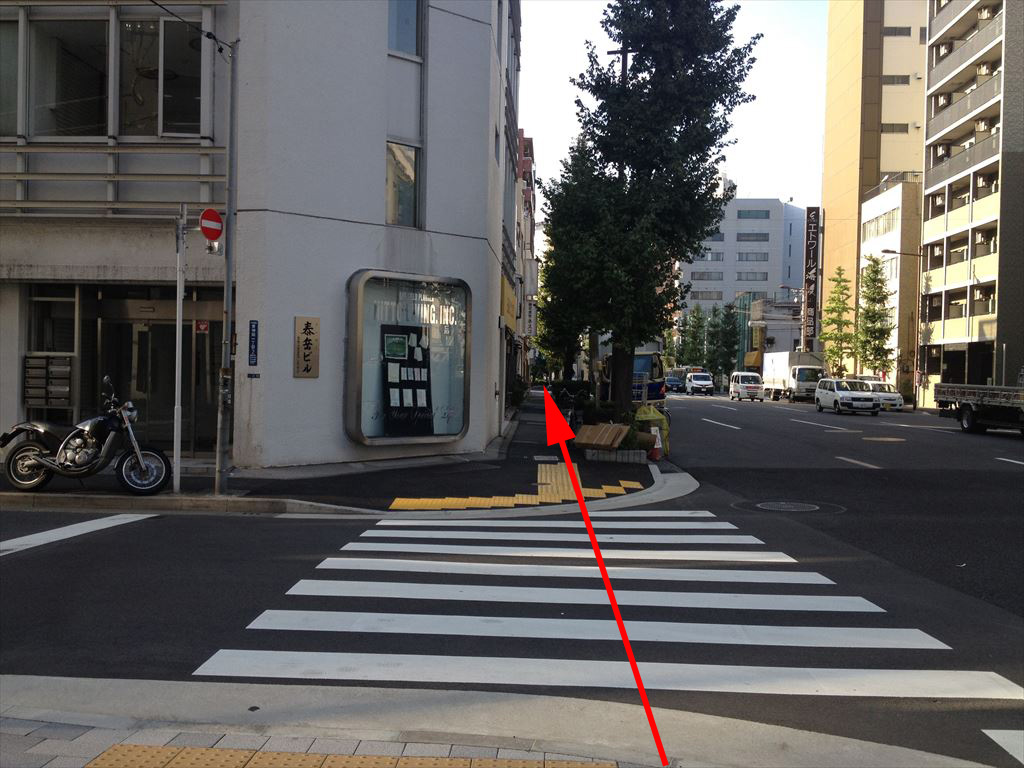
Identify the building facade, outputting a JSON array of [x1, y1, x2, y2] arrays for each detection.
[[1, 0, 526, 467], [820, 0, 928, 362], [681, 197, 805, 316], [918, 0, 1021, 404]]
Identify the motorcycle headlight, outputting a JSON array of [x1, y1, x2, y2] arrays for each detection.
[[123, 401, 138, 422]]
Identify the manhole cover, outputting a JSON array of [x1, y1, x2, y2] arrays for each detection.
[[756, 501, 821, 512]]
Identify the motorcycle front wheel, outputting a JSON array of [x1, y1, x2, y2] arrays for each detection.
[[115, 446, 171, 495], [3, 440, 53, 491]]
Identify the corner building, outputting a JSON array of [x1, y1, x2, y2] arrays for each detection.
[[1, 1, 523, 467], [918, 0, 1022, 402]]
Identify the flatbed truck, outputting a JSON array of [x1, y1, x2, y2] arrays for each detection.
[[933, 377, 1024, 435]]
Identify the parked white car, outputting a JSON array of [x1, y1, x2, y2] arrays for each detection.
[[815, 378, 880, 415], [869, 382, 905, 411], [729, 372, 764, 402], [685, 372, 715, 395]]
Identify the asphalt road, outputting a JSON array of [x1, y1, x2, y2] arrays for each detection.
[[1, 399, 1022, 767]]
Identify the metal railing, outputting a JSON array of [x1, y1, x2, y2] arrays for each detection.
[[863, 171, 923, 202], [927, 71, 1001, 138], [0, 142, 225, 215], [925, 132, 1000, 189], [928, 12, 1003, 89], [930, 0, 973, 37]]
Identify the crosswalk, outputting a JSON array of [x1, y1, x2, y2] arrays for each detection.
[[194, 508, 1024, 702]]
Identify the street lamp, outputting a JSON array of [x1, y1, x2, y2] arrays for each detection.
[[882, 247, 925, 409]]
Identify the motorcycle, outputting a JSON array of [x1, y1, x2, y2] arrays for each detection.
[[1, 376, 171, 495]]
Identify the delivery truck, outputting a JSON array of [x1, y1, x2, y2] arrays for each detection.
[[762, 351, 826, 402], [933, 369, 1024, 434]]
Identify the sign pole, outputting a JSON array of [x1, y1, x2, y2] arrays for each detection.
[[173, 203, 187, 494], [215, 39, 239, 495]]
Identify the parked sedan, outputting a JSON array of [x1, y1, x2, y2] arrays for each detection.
[[815, 378, 880, 415], [869, 382, 905, 411], [666, 376, 685, 393]]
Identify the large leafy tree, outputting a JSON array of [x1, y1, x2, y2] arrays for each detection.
[[536, 253, 583, 382], [818, 266, 856, 377], [681, 305, 706, 366], [717, 302, 741, 376], [568, 0, 760, 412], [704, 305, 723, 374], [856, 255, 895, 376]]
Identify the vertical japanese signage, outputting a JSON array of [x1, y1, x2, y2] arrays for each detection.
[[248, 320, 259, 366], [802, 207, 821, 347], [294, 316, 320, 378]]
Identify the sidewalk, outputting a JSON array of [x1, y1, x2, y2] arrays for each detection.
[[1, 392, 682, 516]]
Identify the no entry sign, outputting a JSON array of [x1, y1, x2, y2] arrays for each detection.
[[199, 208, 223, 241]]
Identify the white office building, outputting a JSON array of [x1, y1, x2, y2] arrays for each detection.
[[681, 197, 806, 315], [0, 0, 524, 468]]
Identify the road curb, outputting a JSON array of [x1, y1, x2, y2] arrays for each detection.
[[0, 466, 700, 520]]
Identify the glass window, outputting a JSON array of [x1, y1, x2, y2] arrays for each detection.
[[690, 271, 723, 281], [0, 21, 16, 136], [707, 232, 724, 242], [30, 20, 108, 136], [882, 26, 912, 36], [881, 74, 911, 85], [388, 0, 419, 55], [737, 232, 769, 241], [30, 300, 75, 352], [161, 20, 201, 135], [881, 123, 910, 133], [349, 274, 469, 441], [120, 20, 159, 135], [694, 251, 724, 261], [386, 142, 418, 227], [737, 272, 769, 281], [737, 252, 769, 262], [738, 209, 770, 219]]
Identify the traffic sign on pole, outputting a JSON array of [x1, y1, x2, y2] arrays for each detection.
[[199, 208, 223, 241]]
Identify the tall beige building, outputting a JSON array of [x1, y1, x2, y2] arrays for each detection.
[[918, 0, 1022, 404], [820, 0, 927, 367]]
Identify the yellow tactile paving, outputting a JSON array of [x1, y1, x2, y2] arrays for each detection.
[[244, 752, 327, 767], [387, 462, 643, 510], [468, 761, 543, 768], [546, 763, 616, 768], [322, 758, 398, 768], [166, 748, 257, 768], [397, 758, 471, 767], [87, 744, 183, 768]]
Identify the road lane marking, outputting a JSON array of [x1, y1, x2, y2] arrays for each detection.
[[982, 730, 1024, 765], [286, 579, 881, 611], [360, 529, 763, 545], [701, 418, 741, 430], [711, 404, 738, 411], [777, 406, 805, 412], [862, 437, 905, 442], [341, 542, 795, 561], [791, 418, 851, 431], [0, 514, 155, 557], [195, 650, 1024, 699], [376, 519, 737, 530], [249, 610, 947, 649], [835, 456, 882, 470], [995, 457, 1024, 466], [588, 510, 715, 518], [315, 558, 835, 584]]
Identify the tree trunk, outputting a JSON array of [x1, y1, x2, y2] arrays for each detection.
[[589, 330, 600, 388], [561, 349, 575, 382], [610, 342, 635, 419]]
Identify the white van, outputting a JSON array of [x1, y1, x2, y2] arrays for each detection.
[[729, 372, 764, 402]]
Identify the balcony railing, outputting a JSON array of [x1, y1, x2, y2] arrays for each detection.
[[930, 0, 972, 36], [928, 72, 1001, 138], [0, 142, 225, 215], [929, 12, 1003, 89], [925, 132, 1000, 189], [863, 171, 922, 202]]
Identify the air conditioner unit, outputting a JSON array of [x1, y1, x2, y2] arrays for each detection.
[[977, 62, 992, 76], [975, 118, 991, 132]]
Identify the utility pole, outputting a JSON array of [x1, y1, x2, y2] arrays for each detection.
[[173, 203, 187, 493], [215, 39, 239, 495]]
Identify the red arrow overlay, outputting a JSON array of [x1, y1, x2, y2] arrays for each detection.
[[542, 387, 669, 767]]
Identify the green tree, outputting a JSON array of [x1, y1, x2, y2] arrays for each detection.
[[856, 255, 895, 375], [717, 303, 741, 376], [568, 0, 760, 413], [662, 331, 679, 368], [681, 305, 706, 367], [704, 305, 723, 374], [536, 251, 583, 382], [818, 266, 856, 377]]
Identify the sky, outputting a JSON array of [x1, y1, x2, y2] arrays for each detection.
[[519, 0, 830, 244]]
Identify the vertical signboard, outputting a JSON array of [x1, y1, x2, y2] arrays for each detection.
[[294, 316, 320, 378], [802, 207, 821, 349], [248, 320, 259, 366]]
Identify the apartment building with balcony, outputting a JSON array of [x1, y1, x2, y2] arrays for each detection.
[[680, 197, 804, 317], [918, 0, 1022, 404], [1, 0, 524, 467], [820, 0, 927, 364]]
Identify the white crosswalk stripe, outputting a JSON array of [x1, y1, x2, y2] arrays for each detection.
[[194, 508, 1024, 702]]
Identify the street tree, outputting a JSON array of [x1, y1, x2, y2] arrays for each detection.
[[569, 0, 760, 413], [681, 305, 706, 367], [818, 266, 856, 377], [856, 255, 895, 376], [536, 251, 584, 382], [717, 303, 741, 376], [704, 305, 723, 375]]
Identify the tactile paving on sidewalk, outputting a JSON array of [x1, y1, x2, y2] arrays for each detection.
[[84, 745, 619, 768]]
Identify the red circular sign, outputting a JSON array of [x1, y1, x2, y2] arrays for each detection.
[[199, 208, 223, 241]]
